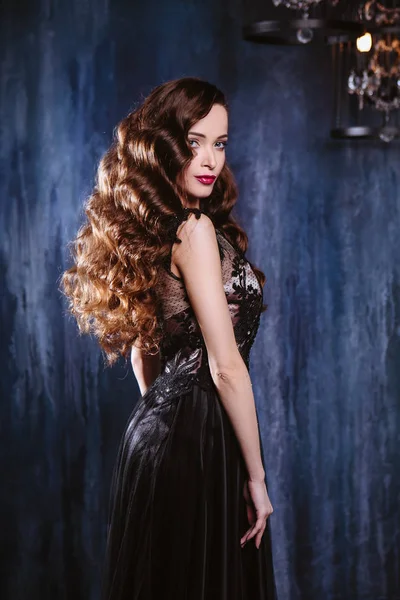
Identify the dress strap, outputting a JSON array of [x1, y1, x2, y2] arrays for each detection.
[[162, 207, 210, 279], [167, 207, 208, 245]]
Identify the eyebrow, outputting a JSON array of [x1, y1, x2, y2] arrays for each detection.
[[188, 131, 228, 139]]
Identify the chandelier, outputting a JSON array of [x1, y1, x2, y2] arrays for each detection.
[[243, 0, 363, 46], [330, 1, 400, 141], [348, 38, 400, 112], [361, 0, 400, 25]]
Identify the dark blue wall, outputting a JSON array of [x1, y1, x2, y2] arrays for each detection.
[[1, 1, 399, 599]]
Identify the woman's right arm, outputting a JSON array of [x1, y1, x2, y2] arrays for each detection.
[[130, 344, 161, 396], [173, 212, 266, 483]]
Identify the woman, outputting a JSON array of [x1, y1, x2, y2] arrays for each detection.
[[62, 77, 277, 599]]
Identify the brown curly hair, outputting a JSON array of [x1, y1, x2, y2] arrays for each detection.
[[61, 77, 267, 366]]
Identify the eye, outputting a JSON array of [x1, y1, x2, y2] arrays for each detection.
[[215, 141, 228, 149], [188, 139, 199, 147]]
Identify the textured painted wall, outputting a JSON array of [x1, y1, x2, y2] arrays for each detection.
[[1, 0, 399, 599]]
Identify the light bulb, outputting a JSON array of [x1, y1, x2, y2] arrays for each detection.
[[356, 33, 372, 53]]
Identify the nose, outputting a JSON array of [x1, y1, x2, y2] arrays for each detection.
[[201, 145, 217, 170]]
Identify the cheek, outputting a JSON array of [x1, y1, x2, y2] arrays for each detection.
[[217, 155, 226, 174], [186, 157, 200, 178], [180, 163, 196, 190], [181, 157, 194, 175]]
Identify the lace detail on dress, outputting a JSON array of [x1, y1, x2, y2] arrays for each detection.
[[169, 207, 204, 244], [147, 207, 264, 400]]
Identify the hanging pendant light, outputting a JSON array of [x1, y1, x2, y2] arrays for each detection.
[[243, 0, 363, 46], [330, 1, 400, 141]]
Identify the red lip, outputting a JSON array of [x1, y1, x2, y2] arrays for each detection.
[[195, 175, 216, 185]]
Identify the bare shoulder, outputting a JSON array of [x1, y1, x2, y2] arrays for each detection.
[[172, 212, 218, 276]]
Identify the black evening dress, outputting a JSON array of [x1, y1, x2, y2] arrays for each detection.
[[101, 207, 277, 600]]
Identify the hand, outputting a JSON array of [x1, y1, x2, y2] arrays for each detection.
[[240, 477, 273, 550]]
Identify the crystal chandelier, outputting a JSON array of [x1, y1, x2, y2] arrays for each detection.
[[348, 38, 400, 112], [272, 0, 325, 8], [243, 0, 362, 45], [330, 1, 400, 142], [272, 0, 326, 9], [361, 0, 400, 25], [272, 0, 337, 42]]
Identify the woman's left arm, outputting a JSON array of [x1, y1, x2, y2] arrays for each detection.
[[130, 345, 161, 396]]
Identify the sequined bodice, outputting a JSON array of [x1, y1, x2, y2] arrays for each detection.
[[139, 208, 263, 402]]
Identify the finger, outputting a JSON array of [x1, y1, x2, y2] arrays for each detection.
[[241, 519, 262, 546], [240, 529, 251, 545], [255, 523, 266, 549], [243, 517, 266, 544], [240, 524, 256, 545]]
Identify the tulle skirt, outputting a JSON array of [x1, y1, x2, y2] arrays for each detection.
[[101, 382, 277, 600]]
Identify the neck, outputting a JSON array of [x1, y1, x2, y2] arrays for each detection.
[[183, 197, 203, 211]]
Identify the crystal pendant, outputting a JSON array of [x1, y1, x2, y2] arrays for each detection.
[[361, 70, 369, 91], [379, 126, 396, 143], [297, 28, 313, 43], [379, 112, 396, 142], [348, 70, 369, 94], [348, 70, 358, 92]]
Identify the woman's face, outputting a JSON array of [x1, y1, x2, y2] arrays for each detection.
[[181, 103, 228, 201]]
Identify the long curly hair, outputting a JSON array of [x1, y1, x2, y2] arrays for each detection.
[[61, 77, 267, 365]]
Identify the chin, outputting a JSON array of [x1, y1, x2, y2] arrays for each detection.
[[187, 185, 214, 198]]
